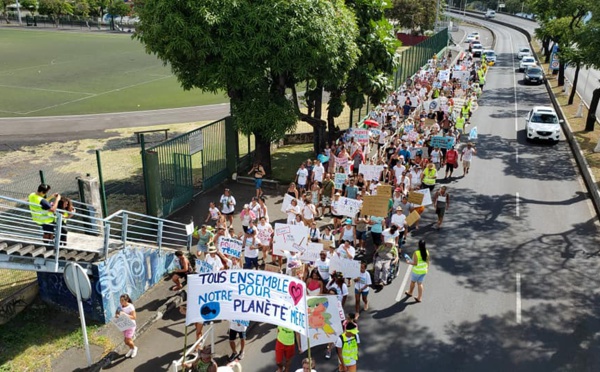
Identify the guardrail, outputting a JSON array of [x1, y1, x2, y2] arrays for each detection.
[[170, 325, 214, 372], [0, 194, 192, 269]]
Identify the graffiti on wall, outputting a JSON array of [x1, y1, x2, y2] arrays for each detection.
[[96, 246, 176, 322]]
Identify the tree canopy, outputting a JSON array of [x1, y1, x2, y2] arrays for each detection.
[[135, 0, 360, 173]]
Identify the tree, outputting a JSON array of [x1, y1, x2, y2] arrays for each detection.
[[38, 0, 73, 26], [107, 0, 129, 29], [387, 0, 438, 35], [134, 0, 359, 174], [577, 7, 600, 131]]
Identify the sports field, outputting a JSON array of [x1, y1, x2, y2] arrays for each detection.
[[0, 28, 227, 117]]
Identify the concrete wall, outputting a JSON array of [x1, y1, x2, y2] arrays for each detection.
[[37, 246, 176, 323]]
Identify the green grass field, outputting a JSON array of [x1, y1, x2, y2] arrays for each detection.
[[0, 29, 228, 117]]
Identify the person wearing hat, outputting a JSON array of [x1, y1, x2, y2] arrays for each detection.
[[204, 244, 225, 272], [373, 239, 399, 290], [184, 346, 217, 372], [338, 219, 356, 246], [421, 162, 437, 191], [242, 227, 260, 270], [391, 206, 409, 241], [335, 321, 360, 372]]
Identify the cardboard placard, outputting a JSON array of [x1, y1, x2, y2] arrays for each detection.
[[407, 191, 425, 205], [376, 184, 393, 197], [406, 210, 421, 226], [264, 264, 281, 272], [361, 195, 389, 217], [321, 240, 333, 250]]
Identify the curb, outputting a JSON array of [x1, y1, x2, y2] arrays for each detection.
[[448, 10, 600, 218]]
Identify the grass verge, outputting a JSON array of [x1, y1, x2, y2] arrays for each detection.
[[271, 143, 314, 184], [531, 41, 600, 188], [0, 270, 36, 302], [0, 300, 113, 372]]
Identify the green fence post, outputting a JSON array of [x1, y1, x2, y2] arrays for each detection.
[[141, 134, 151, 215], [39, 170, 45, 184], [225, 115, 238, 176], [95, 150, 108, 218]]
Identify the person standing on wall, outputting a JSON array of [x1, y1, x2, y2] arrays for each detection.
[[116, 294, 138, 358], [171, 250, 191, 291], [248, 161, 265, 198], [28, 183, 63, 244]]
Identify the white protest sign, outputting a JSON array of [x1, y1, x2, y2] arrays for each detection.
[[196, 259, 215, 273], [218, 237, 243, 258], [335, 197, 362, 218], [358, 164, 384, 181], [438, 69, 451, 82], [186, 270, 308, 335], [281, 193, 304, 213], [300, 295, 345, 351], [353, 129, 370, 145], [329, 254, 361, 278], [333, 173, 347, 190], [407, 131, 419, 142], [273, 223, 309, 256], [415, 188, 432, 206], [335, 156, 350, 173], [111, 315, 136, 332], [298, 242, 324, 263]]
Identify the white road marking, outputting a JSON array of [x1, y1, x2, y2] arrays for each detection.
[[509, 35, 519, 132], [0, 84, 95, 96], [516, 273, 522, 324], [515, 192, 520, 217], [516, 147, 519, 163], [395, 265, 412, 302]]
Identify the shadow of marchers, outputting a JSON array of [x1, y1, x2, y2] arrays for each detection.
[[371, 296, 414, 320]]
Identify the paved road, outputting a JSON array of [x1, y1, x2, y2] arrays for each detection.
[[474, 12, 600, 120], [98, 22, 600, 372]]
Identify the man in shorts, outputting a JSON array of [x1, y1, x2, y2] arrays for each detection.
[[228, 320, 249, 362], [320, 173, 335, 216], [275, 326, 298, 372], [461, 142, 477, 176]]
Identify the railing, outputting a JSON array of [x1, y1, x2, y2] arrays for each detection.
[[0, 194, 192, 270], [170, 325, 214, 372]]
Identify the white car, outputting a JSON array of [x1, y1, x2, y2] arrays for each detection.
[[517, 46, 532, 59], [466, 33, 480, 42], [472, 44, 484, 58], [485, 10, 496, 18], [482, 50, 496, 63], [525, 106, 563, 142], [519, 56, 536, 72]]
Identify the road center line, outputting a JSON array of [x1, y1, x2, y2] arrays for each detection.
[[395, 265, 412, 302], [509, 34, 519, 133], [516, 273, 522, 324], [516, 147, 519, 163], [515, 192, 520, 217]]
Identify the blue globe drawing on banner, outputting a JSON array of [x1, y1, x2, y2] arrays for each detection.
[[200, 302, 220, 321]]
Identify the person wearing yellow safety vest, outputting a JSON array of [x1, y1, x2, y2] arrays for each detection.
[[420, 162, 437, 191], [335, 321, 360, 372], [28, 184, 61, 243], [455, 113, 467, 143], [477, 68, 486, 90], [275, 326, 298, 372], [404, 239, 430, 303]]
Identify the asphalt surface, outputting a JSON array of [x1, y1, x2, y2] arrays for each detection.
[[93, 21, 600, 372], [467, 12, 600, 120]]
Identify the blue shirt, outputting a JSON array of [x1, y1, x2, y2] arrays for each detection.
[[399, 149, 411, 162], [370, 216, 384, 233]]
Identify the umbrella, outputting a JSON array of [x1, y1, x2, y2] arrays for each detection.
[[364, 119, 379, 127]]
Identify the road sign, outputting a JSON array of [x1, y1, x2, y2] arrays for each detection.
[[64, 263, 93, 366]]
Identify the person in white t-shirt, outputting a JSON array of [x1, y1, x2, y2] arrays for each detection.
[[354, 262, 372, 315], [294, 358, 317, 372], [117, 294, 138, 358], [242, 228, 260, 270], [381, 225, 401, 247], [336, 240, 355, 260], [461, 142, 477, 176], [393, 163, 406, 185], [228, 320, 249, 362], [390, 207, 409, 240], [219, 188, 236, 227], [295, 163, 309, 191], [204, 245, 224, 272], [315, 251, 331, 283], [204, 202, 221, 227], [312, 159, 325, 185]]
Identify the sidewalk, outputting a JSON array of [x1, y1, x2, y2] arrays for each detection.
[[48, 180, 286, 371]]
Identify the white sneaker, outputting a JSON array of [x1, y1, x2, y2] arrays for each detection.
[[130, 347, 138, 358], [125, 348, 133, 358]]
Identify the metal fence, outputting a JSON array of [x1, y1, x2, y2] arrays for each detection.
[[141, 117, 250, 217], [394, 28, 450, 89], [1, 13, 133, 31]]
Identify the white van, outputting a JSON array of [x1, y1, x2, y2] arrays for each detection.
[[485, 10, 496, 18]]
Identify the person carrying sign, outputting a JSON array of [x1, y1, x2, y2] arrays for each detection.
[[116, 294, 138, 358], [335, 321, 360, 372], [275, 326, 299, 372]]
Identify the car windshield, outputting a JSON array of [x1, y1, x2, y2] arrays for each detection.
[[485, 52, 495, 56], [523, 57, 535, 63], [531, 113, 558, 124], [527, 68, 542, 74], [520, 48, 530, 53]]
